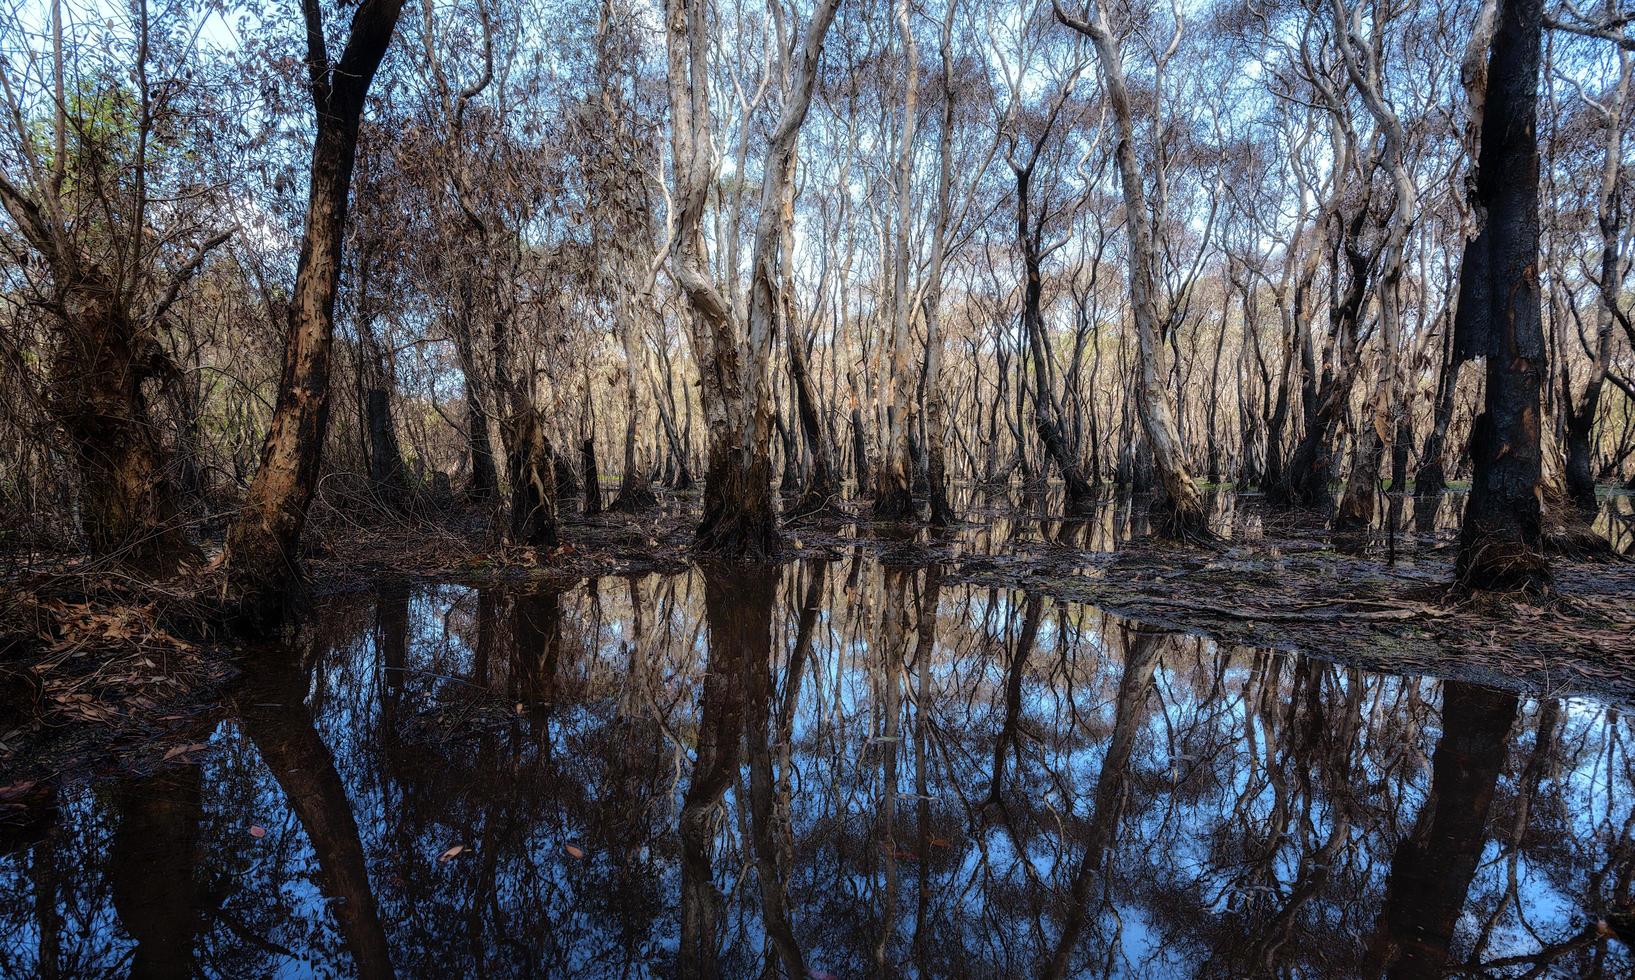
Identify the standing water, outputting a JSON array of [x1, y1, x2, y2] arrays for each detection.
[[0, 552, 1630, 976]]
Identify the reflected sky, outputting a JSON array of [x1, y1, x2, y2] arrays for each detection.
[[1, 555, 1631, 977]]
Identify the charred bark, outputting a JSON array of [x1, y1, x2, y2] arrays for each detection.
[[580, 436, 603, 515], [224, 0, 406, 618], [1454, 0, 1550, 592], [697, 441, 780, 557], [364, 386, 408, 512], [787, 329, 839, 515], [51, 296, 199, 573], [506, 409, 559, 550]]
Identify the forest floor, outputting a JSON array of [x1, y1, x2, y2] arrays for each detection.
[[2, 485, 1633, 793]]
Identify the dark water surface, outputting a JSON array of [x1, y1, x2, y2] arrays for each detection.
[[3, 542, 1634, 976]]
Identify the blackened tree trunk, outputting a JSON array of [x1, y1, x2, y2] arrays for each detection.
[[581, 436, 604, 514], [464, 371, 500, 499], [224, 0, 406, 617], [364, 386, 408, 510], [1016, 163, 1095, 516], [788, 327, 839, 515], [1455, 0, 1549, 591], [507, 409, 559, 549], [1414, 325, 1459, 509]]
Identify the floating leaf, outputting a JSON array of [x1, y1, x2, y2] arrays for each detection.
[[249, 825, 266, 839], [565, 844, 585, 859], [438, 844, 465, 863]]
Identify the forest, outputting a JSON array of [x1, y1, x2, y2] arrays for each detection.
[[2, 0, 1635, 975]]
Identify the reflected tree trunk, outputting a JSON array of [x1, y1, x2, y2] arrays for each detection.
[[1367, 681, 1518, 977], [678, 566, 768, 978], [236, 656, 395, 980], [984, 593, 1044, 811], [1043, 623, 1163, 979], [109, 766, 203, 979], [744, 571, 803, 978]]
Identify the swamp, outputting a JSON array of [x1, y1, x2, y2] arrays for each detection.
[[4, 0, 1635, 976]]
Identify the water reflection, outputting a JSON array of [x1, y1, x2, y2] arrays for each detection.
[[2, 560, 1633, 977]]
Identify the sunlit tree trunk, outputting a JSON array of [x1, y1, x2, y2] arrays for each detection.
[[1332, 0, 1418, 533], [1058, 2, 1207, 537], [663, 0, 840, 556]]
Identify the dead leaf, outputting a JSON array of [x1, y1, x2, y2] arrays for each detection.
[[0, 781, 38, 802], [565, 844, 585, 859], [249, 825, 266, 838], [438, 844, 465, 863], [162, 742, 211, 762]]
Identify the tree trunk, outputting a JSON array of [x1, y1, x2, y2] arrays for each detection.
[[874, 0, 921, 522], [611, 413, 658, 512], [788, 328, 839, 514], [503, 409, 559, 549], [224, 0, 405, 617], [463, 371, 499, 499], [663, 0, 838, 557], [1563, 43, 1630, 514], [580, 436, 603, 514], [1016, 165, 1094, 515], [364, 386, 408, 510], [1455, 0, 1549, 592], [1059, 4, 1207, 538], [1414, 327, 1459, 505], [850, 397, 872, 489], [51, 295, 198, 573]]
